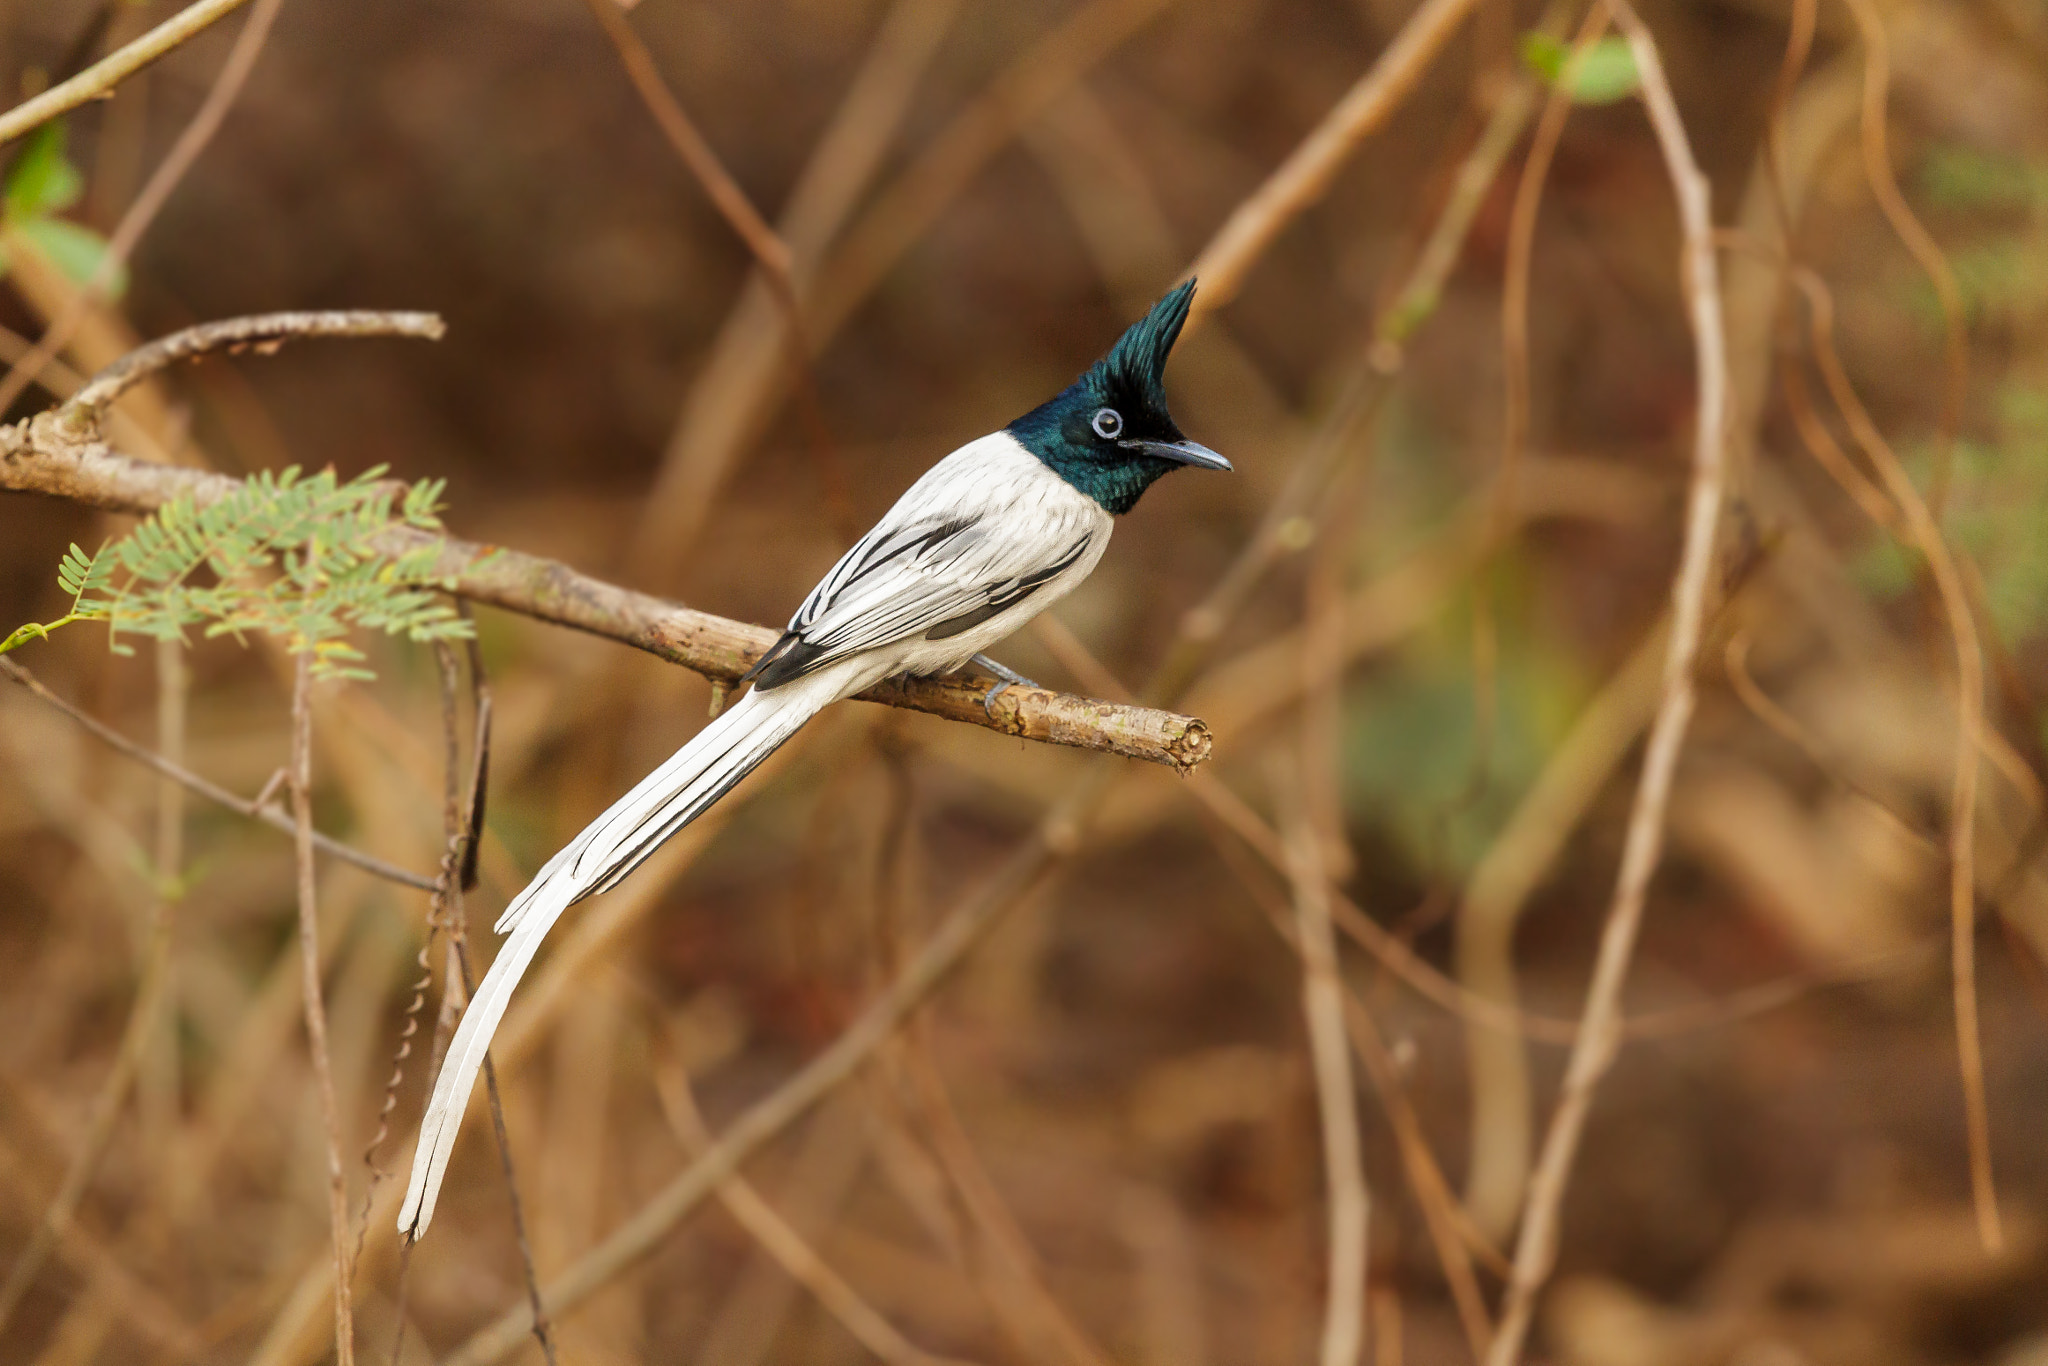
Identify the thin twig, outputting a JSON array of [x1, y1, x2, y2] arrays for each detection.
[[289, 653, 357, 1366], [1464, 3, 1612, 862], [1040, 586, 1498, 1350], [1206, 817, 1499, 1352], [1276, 758, 1370, 1366], [1370, 1, 1567, 366], [1485, 5, 1729, 1361], [649, 1042, 978, 1366], [0, 659, 187, 1336], [628, 0, 961, 578], [0, 0, 255, 148], [576, 0, 789, 282], [576, 0, 855, 538], [1724, 630, 1936, 848], [0, 657, 437, 889], [898, 1021, 1116, 1366], [1186, 0, 1483, 320], [60, 310, 446, 429], [1498, 1, 1606, 535], [1790, 268, 2000, 1252], [804, 0, 1182, 348], [0, 0, 286, 418], [438, 783, 1082, 1366], [395, 637, 556, 1362], [1836, 0, 1968, 517]]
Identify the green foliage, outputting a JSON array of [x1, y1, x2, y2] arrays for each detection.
[[1920, 146, 2048, 212], [6, 123, 83, 219], [2, 467, 476, 679], [1859, 142, 2048, 644], [1343, 582, 1584, 877], [1850, 386, 2048, 644], [1907, 144, 2048, 326], [1940, 238, 2047, 324], [0, 119, 126, 297], [1521, 34, 1641, 105]]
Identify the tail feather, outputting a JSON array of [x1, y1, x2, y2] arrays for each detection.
[[398, 680, 826, 1239]]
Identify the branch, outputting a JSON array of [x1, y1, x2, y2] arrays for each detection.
[[1791, 268, 1999, 1249], [1185, 0, 1483, 320], [0, 413, 1212, 771], [575, 0, 791, 283], [0, 666, 184, 1337], [1277, 761, 1370, 1366], [60, 311, 447, 428], [0, 0, 256, 148], [289, 654, 357, 1366], [0, 657, 438, 890], [0, 0, 286, 417], [650, 1052, 978, 1366], [1484, 4, 1731, 1362]]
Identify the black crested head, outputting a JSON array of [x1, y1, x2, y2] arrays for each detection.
[[1006, 278, 1230, 515]]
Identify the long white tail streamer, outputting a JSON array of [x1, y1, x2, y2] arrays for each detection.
[[398, 672, 840, 1238]]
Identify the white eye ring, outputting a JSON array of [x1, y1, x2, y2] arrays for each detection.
[[1091, 407, 1123, 440]]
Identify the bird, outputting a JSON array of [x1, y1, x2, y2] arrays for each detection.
[[399, 278, 1229, 1239]]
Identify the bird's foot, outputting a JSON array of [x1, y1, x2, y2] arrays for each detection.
[[966, 653, 1036, 721]]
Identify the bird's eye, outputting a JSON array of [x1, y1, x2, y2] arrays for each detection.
[[1091, 407, 1123, 440]]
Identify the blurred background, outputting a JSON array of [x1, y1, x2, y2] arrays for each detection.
[[1, 0, 2047, 1362]]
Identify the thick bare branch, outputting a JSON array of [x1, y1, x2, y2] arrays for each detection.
[[0, 413, 1212, 772]]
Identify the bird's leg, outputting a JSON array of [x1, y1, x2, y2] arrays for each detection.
[[964, 653, 1036, 721]]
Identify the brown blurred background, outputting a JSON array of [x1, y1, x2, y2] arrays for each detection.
[[3, 0, 2048, 1362]]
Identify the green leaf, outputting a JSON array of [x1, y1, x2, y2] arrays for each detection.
[[1920, 145, 2048, 212], [16, 217, 127, 297], [6, 122, 83, 220], [1521, 33, 1641, 104]]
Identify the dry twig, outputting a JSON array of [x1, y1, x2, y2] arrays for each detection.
[[1187, 0, 1484, 318], [0, 0, 256, 148], [651, 1045, 978, 1366], [1791, 269, 2000, 1251], [0, 0, 287, 417], [0, 657, 436, 889], [59, 310, 446, 428], [0, 660, 187, 1336], [1836, 0, 1968, 515], [1276, 759, 1370, 1366], [1485, 5, 1730, 1361], [288, 653, 357, 1366], [439, 789, 1079, 1366]]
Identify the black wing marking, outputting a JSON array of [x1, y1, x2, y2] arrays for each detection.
[[743, 632, 826, 691], [790, 516, 978, 633], [748, 516, 1092, 691], [923, 536, 1091, 639]]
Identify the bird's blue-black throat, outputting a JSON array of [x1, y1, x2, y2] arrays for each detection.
[[1007, 279, 1209, 516]]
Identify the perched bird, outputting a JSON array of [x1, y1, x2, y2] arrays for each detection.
[[400, 279, 1229, 1239]]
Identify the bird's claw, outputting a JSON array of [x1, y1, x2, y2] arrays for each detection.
[[982, 677, 1016, 721], [966, 653, 1036, 722]]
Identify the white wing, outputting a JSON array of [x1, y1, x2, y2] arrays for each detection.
[[749, 434, 1108, 688]]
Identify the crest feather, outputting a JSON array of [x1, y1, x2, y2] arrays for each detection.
[[1088, 278, 1196, 414]]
